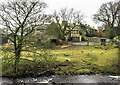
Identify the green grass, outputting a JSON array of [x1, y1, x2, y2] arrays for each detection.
[[1, 44, 119, 77]]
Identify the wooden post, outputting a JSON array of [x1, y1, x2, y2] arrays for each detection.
[[87, 41, 89, 46], [79, 36, 82, 42]]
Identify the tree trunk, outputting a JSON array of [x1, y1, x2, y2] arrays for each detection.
[[13, 50, 21, 76], [13, 40, 22, 76], [13, 55, 20, 74]]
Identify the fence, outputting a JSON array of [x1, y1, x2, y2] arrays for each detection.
[[84, 37, 101, 42]]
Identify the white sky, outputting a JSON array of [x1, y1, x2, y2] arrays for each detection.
[[0, 0, 114, 29], [43, 0, 114, 28]]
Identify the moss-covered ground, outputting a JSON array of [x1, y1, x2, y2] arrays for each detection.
[[1, 43, 119, 77]]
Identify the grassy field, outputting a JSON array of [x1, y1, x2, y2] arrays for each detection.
[[1, 43, 119, 77]]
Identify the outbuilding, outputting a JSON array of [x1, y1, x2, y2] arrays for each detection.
[[101, 38, 106, 46]]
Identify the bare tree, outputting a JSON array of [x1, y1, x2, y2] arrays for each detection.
[[53, 8, 84, 25], [0, 0, 49, 75], [93, 1, 120, 28], [49, 8, 84, 41], [116, 1, 120, 27]]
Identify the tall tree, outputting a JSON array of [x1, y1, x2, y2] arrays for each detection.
[[93, 1, 120, 28], [93, 1, 120, 39], [47, 8, 84, 41], [0, 0, 49, 75]]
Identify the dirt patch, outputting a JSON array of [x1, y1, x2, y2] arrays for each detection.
[[56, 45, 79, 49]]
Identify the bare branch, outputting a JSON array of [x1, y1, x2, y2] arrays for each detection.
[[93, 1, 120, 27]]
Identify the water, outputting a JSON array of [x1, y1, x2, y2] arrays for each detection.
[[1, 74, 120, 84]]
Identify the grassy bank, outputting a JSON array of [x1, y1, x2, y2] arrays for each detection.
[[1, 44, 119, 77]]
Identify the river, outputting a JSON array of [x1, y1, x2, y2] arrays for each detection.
[[1, 74, 120, 85]]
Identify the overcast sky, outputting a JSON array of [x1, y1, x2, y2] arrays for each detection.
[[0, 0, 114, 29], [43, 0, 114, 28]]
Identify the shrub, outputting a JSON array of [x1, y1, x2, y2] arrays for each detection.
[[38, 50, 57, 68], [35, 39, 56, 49]]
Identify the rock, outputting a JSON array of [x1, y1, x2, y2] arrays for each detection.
[[52, 81, 56, 84], [64, 53, 69, 56], [100, 52, 103, 55], [66, 60, 69, 62], [87, 53, 90, 56], [95, 46, 98, 49], [81, 51, 84, 52]]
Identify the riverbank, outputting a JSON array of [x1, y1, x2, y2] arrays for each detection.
[[1, 44, 119, 77]]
